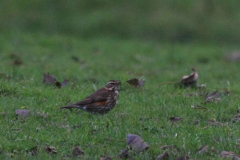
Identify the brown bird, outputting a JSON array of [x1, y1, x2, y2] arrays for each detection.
[[60, 80, 121, 115]]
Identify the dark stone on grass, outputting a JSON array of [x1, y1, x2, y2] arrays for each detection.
[[15, 109, 30, 118], [127, 134, 149, 153]]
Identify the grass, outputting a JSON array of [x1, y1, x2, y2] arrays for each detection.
[[1, 32, 240, 159]]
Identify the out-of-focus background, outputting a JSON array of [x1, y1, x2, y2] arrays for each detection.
[[1, 0, 240, 43]]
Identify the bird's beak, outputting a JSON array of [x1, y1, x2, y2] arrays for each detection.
[[116, 80, 122, 91], [117, 80, 121, 85]]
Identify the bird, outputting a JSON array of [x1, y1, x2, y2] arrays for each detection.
[[60, 80, 121, 115]]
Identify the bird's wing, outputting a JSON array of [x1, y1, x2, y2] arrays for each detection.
[[74, 88, 109, 106]]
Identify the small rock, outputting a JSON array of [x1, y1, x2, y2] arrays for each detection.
[[16, 109, 30, 118]]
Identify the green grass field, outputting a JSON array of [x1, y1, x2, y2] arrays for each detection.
[[1, 32, 240, 159]]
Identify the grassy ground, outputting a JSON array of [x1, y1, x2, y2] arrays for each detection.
[[1, 32, 240, 159]]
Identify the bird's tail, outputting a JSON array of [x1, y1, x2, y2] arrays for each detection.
[[60, 104, 80, 109]]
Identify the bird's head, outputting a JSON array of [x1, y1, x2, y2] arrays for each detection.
[[105, 80, 121, 91]]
